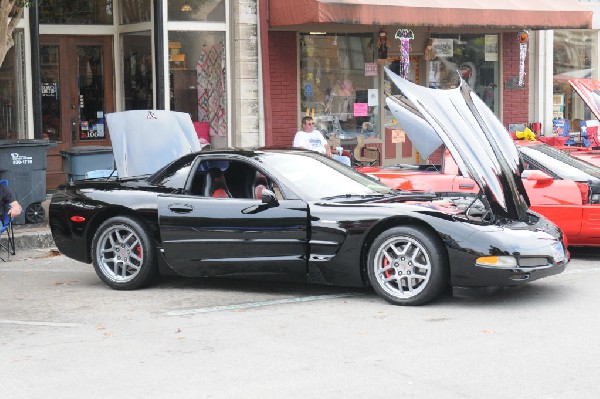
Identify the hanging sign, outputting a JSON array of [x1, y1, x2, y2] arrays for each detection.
[[395, 29, 415, 79], [431, 38, 453, 58], [518, 30, 529, 87], [365, 62, 378, 77]]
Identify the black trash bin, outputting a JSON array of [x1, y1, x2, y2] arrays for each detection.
[[0, 140, 51, 225], [60, 146, 115, 183]]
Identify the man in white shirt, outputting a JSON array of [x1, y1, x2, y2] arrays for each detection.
[[293, 116, 352, 166]]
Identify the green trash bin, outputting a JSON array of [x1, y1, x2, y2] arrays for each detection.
[[0, 140, 51, 224]]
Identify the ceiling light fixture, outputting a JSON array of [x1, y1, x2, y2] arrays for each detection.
[[181, 2, 192, 12]]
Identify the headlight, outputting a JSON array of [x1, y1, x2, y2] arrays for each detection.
[[476, 255, 518, 268]]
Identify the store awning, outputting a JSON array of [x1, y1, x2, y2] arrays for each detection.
[[268, 0, 593, 29]]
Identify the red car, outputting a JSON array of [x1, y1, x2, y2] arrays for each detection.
[[570, 150, 600, 167], [360, 140, 600, 247]]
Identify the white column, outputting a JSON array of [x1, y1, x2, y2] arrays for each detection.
[[532, 30, 554, 136], [232, 0, 260, 148]]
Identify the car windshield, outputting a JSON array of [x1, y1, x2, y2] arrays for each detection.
[[261, 151, 394, 200], [520, 144, 600, 181]]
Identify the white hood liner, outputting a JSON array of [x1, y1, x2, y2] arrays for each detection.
[[384, 68, 528, 220], [106, 110, 201, 178]]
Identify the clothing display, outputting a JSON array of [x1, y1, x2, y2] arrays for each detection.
[[197, 43, 227, 137]]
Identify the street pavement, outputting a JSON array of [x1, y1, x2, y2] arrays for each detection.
[[1, 248, 599, 398]]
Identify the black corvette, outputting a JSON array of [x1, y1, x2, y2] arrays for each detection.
[[49, 72, 568, 305]]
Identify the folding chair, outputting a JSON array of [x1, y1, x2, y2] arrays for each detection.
[[352, 135, 380, 166], [553, 119, 576, 146], [580, 120, 600, 149], [0, 180, 16, 262]]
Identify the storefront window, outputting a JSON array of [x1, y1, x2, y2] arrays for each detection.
[[40, 45, 61, 141], [40, 0, 113, 25], [121, 32, 153, 110], [553, 30, 596, 121], [0, 30, 27, 140], [120, 0, 151, 24], [168, 31, 227, 147], [299, 33, 379, 139], [168, 0, 225, 22], [77, 46, 106, 141], [379, 34, 498, 164], [425, 35, 499, 113]]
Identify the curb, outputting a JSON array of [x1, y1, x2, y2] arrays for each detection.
[[2, 227, 55, 252]]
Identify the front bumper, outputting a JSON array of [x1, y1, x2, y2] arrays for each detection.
[[447, 217, 568, 288]]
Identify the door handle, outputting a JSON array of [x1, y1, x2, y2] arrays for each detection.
[[168, 203, 194, 213], [459, 183, 475, 189]]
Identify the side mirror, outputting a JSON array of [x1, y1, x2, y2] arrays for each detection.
[[261, 189, 279, 206], [367, 173, 381, 182], [522, 170, 553, 187]]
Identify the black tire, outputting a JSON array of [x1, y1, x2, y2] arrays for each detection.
[[367, 226, 449, 306], [91, 216, 158, 290], [25, 203, 45, 224]]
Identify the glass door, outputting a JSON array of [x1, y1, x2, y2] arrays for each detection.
[[40, 36, 114, 189]]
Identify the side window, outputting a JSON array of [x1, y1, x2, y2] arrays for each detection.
[[188, 159, 230, 197], [522, 158, 539, 171], [153, 158, 194, 190], [188, 159, 278, 200]]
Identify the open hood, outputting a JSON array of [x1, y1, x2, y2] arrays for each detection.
[[385, 68, 529, 220], [568, 79, 600, 121], [106, 110, 201, 178]]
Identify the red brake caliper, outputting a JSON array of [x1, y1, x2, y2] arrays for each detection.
[[135, 245, 142, 261], [383, 255, 392, 279]]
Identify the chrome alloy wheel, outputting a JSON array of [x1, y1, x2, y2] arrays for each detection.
[[373, 235, 431, 299], [95, 223, 144, 283]]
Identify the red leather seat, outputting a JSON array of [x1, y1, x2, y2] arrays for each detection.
[[203, 168, 231, 198]]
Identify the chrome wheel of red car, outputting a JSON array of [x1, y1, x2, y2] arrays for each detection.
[[92, 216, 157, 290], [367, 226, 448, 305]]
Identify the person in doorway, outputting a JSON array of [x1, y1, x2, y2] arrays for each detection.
[[293, 116, 352, 166], [459, 61, 477, 88], [0, 184, 22, 226]]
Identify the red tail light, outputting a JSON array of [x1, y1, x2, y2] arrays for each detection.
[[70, 216, 86, 223], [575, 182, 589, 205]]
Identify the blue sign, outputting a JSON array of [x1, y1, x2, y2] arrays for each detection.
[[304, 83, 313, 97]]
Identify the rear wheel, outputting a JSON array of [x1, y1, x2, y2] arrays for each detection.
[[367, 226, 448, 306], [91, 216, 157, 290]]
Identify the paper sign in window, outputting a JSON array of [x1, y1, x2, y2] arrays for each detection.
[[354, 103, 368, 117], [391, 129, 406, 143], [368, 89, 378, 106]]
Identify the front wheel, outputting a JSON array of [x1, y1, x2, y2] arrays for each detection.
[[91, 216, 158, 290], [367, 226, 448, 306]]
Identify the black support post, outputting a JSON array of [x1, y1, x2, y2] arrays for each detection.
[[154, 0, 165, 109], [29, 3, 42, 139]]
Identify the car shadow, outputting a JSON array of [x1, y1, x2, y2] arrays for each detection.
[[445, 282, 565, 308], [156, 275, 369, 298], [153, 275, 564, 309], [569, 246, 600, 258]]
